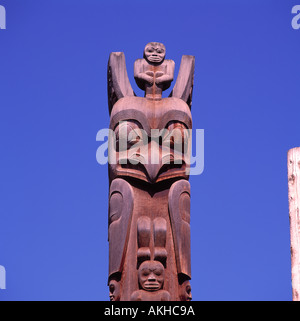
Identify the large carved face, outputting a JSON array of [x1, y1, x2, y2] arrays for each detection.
[[109, 96, 192, 184], [138, 260, 164, 291], [144, 42, 166, 64]]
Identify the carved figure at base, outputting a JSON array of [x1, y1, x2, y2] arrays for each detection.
[[130, 260, 171, 301]]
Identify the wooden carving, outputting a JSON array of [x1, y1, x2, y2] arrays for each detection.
[[107, 42, 194, 301]]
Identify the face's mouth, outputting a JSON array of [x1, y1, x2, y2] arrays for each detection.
[[148, 55, 162, 62], [144, 282, 160, 291]]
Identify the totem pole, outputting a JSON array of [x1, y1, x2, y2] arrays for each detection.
[[107, 42, 194, 301], [288, 147, 300, 301]]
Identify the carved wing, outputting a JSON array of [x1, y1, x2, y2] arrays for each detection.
[[108, 178, 134, 279], [168, 179, 191, 279], [107, 52, 135, 114], [170, 55, 195, 109]]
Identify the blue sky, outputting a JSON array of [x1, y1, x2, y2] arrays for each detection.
[[0, 0, 299, 301]]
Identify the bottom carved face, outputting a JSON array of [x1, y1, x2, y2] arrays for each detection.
[[138, 260, 164, 292], [109, 279, 120, 301]]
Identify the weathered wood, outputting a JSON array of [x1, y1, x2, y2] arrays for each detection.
[[107, 52, 135, 114], [288, 147, 300, 301], [170, 55, 195, 109], [107, 42, 195, 301]]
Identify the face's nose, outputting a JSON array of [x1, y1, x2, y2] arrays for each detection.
[[143, 141, 162, 183], [147, 272, 157, 282], [144, 162, 161, 183]]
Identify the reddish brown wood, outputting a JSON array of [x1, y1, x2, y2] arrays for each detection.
[[288, 147, 300, 301], [107, 42, 195, 301]]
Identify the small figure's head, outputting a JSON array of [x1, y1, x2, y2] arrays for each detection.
[[179, 280, 192, 301], [109, 279, 121, 301], [144, 42, 166, 64], [138, 260, 165, 291]]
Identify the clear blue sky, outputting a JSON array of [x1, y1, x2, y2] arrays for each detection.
[[0, 0, 299, 301]]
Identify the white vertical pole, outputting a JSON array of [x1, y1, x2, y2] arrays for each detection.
[[288, 147, 300, 301]]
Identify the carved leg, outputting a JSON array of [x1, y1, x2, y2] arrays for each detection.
[[153, 217, 167, 266], [137, 216, 151, 265]]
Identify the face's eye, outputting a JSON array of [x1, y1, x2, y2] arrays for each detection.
[[162, 122, 189, 153], [154, 270, 162, 276], [114, 121, 145, 151], [128, 129, 141, 145], [142, 270, 150, 277]]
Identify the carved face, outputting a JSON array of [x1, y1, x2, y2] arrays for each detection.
[[179, 280, 192, 301], [138, 261, 164, 291], [109, 97, 192, 184], [109, 279, 120, 301], [144, 42, 166, 64]]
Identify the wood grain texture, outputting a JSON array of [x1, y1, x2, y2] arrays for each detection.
[[288, 147, 300, 301]]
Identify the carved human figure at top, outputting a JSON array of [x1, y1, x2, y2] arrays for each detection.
[[134, 42, 175, 100]]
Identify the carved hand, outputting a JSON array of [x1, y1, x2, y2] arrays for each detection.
[[155, 71, 164, 78], [155, 74, 172, 85], [145, 75, 154, 85], [145, 71, 154, 77], [136, 72, 153, 85]]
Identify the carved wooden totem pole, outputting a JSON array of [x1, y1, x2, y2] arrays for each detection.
[[107, 42, 194, 301]]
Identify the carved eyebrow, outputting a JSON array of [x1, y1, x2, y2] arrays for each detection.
[[158, 110, 192, 130], [110, 110, 151, 134], [115, 119, 141, 130], [166, 121, 188, 129]]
